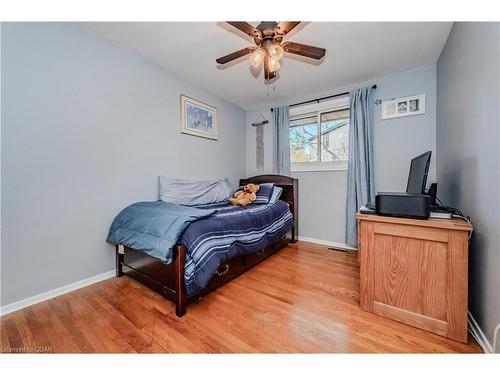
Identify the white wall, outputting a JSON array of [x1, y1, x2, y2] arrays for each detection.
[[246, 66, 437, 244], [1, 23, 247, 306], [436, 22, 500, 350]]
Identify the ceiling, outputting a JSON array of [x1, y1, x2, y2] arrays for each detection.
[[85, 22, 452, 110]]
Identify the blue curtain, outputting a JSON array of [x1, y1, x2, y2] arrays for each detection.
[[346, 87, 375, 247], [272, 105, 291, 175]]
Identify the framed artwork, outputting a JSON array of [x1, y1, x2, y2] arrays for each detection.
[[180, 95, 218, 140], [381, 94, 426, 120]]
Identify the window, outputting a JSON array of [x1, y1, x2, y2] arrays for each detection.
[[289, 114, 318, 163], [320, 109, 350, 162], [290, 101, 350, 172], [322, 133, 329, 149]]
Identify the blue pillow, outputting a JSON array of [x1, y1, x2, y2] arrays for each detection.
[[236, 183, 275, 204]]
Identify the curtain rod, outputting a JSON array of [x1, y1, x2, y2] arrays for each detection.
[[271, 84, 377, 112]]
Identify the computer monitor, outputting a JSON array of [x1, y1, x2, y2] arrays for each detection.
[[406, 151, 432, 194]]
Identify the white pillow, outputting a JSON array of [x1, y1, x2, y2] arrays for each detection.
[[269, 186, 283, 204], [159, 177, 233, 205]]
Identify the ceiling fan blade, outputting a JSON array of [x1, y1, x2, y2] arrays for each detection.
[[216, 47, 257, 65], [274, 22, 301, 36], [226, 22, 261, 38], [282, 42, 326, 60]]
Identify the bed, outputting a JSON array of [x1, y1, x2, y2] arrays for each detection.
[[112, 174, 298, 317]]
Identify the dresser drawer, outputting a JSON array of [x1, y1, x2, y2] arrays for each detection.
[[244, 239, 286, 268], [244, 248, 269, 268], [202, 255, 246, 292]]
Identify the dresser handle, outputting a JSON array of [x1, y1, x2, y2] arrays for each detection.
[[215, 264, 230, 276]]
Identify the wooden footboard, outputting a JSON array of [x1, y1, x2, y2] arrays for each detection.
[[115, 174, 298, 317], [174, 245, 186, 316]]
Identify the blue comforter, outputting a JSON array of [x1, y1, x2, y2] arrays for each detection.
[[182, 200, 293, 296], [106, 201, 217, 263], [107, 200, 294, 297]]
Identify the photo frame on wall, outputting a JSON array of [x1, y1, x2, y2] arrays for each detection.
[[381, 94, 426, 120], [180, 95, 218, 140]]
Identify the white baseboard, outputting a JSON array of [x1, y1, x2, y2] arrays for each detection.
[[468, 311, 493, 353], [298, 236, 357, 251], [0, 270, 115, 316]]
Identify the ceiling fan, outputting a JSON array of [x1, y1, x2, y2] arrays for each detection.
[[216, 21, 326, 84]]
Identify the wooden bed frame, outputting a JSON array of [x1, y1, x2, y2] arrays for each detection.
[[115, 174, 298, 317]]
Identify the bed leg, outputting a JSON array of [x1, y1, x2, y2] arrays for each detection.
[[115, 245, 124, 277], [174, 245, 187, 317]]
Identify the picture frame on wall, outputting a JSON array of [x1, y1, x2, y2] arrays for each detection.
[[381, 94, 426, 120], [180, 95, 218, 140]]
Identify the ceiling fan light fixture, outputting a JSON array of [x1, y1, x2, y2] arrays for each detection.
[[268, 56, 281, 73], [267, 43, 284, 60], [249, 47, 266, 68], [217, 21, 326, 84]]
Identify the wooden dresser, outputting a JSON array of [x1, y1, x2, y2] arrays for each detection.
[[356, 213, 473, 343]]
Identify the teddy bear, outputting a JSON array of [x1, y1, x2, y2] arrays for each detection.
[[229, 183, 260, 207]]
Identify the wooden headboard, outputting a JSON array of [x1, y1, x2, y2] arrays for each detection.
[[239, 174, 298, 243]]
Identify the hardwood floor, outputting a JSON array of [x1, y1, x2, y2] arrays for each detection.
[[0, 241, 482, 353]]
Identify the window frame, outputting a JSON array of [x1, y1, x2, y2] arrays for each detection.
[[290, 96, 350, 172]]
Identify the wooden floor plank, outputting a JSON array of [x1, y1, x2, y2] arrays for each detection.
[[0, 241, 482, 353]]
